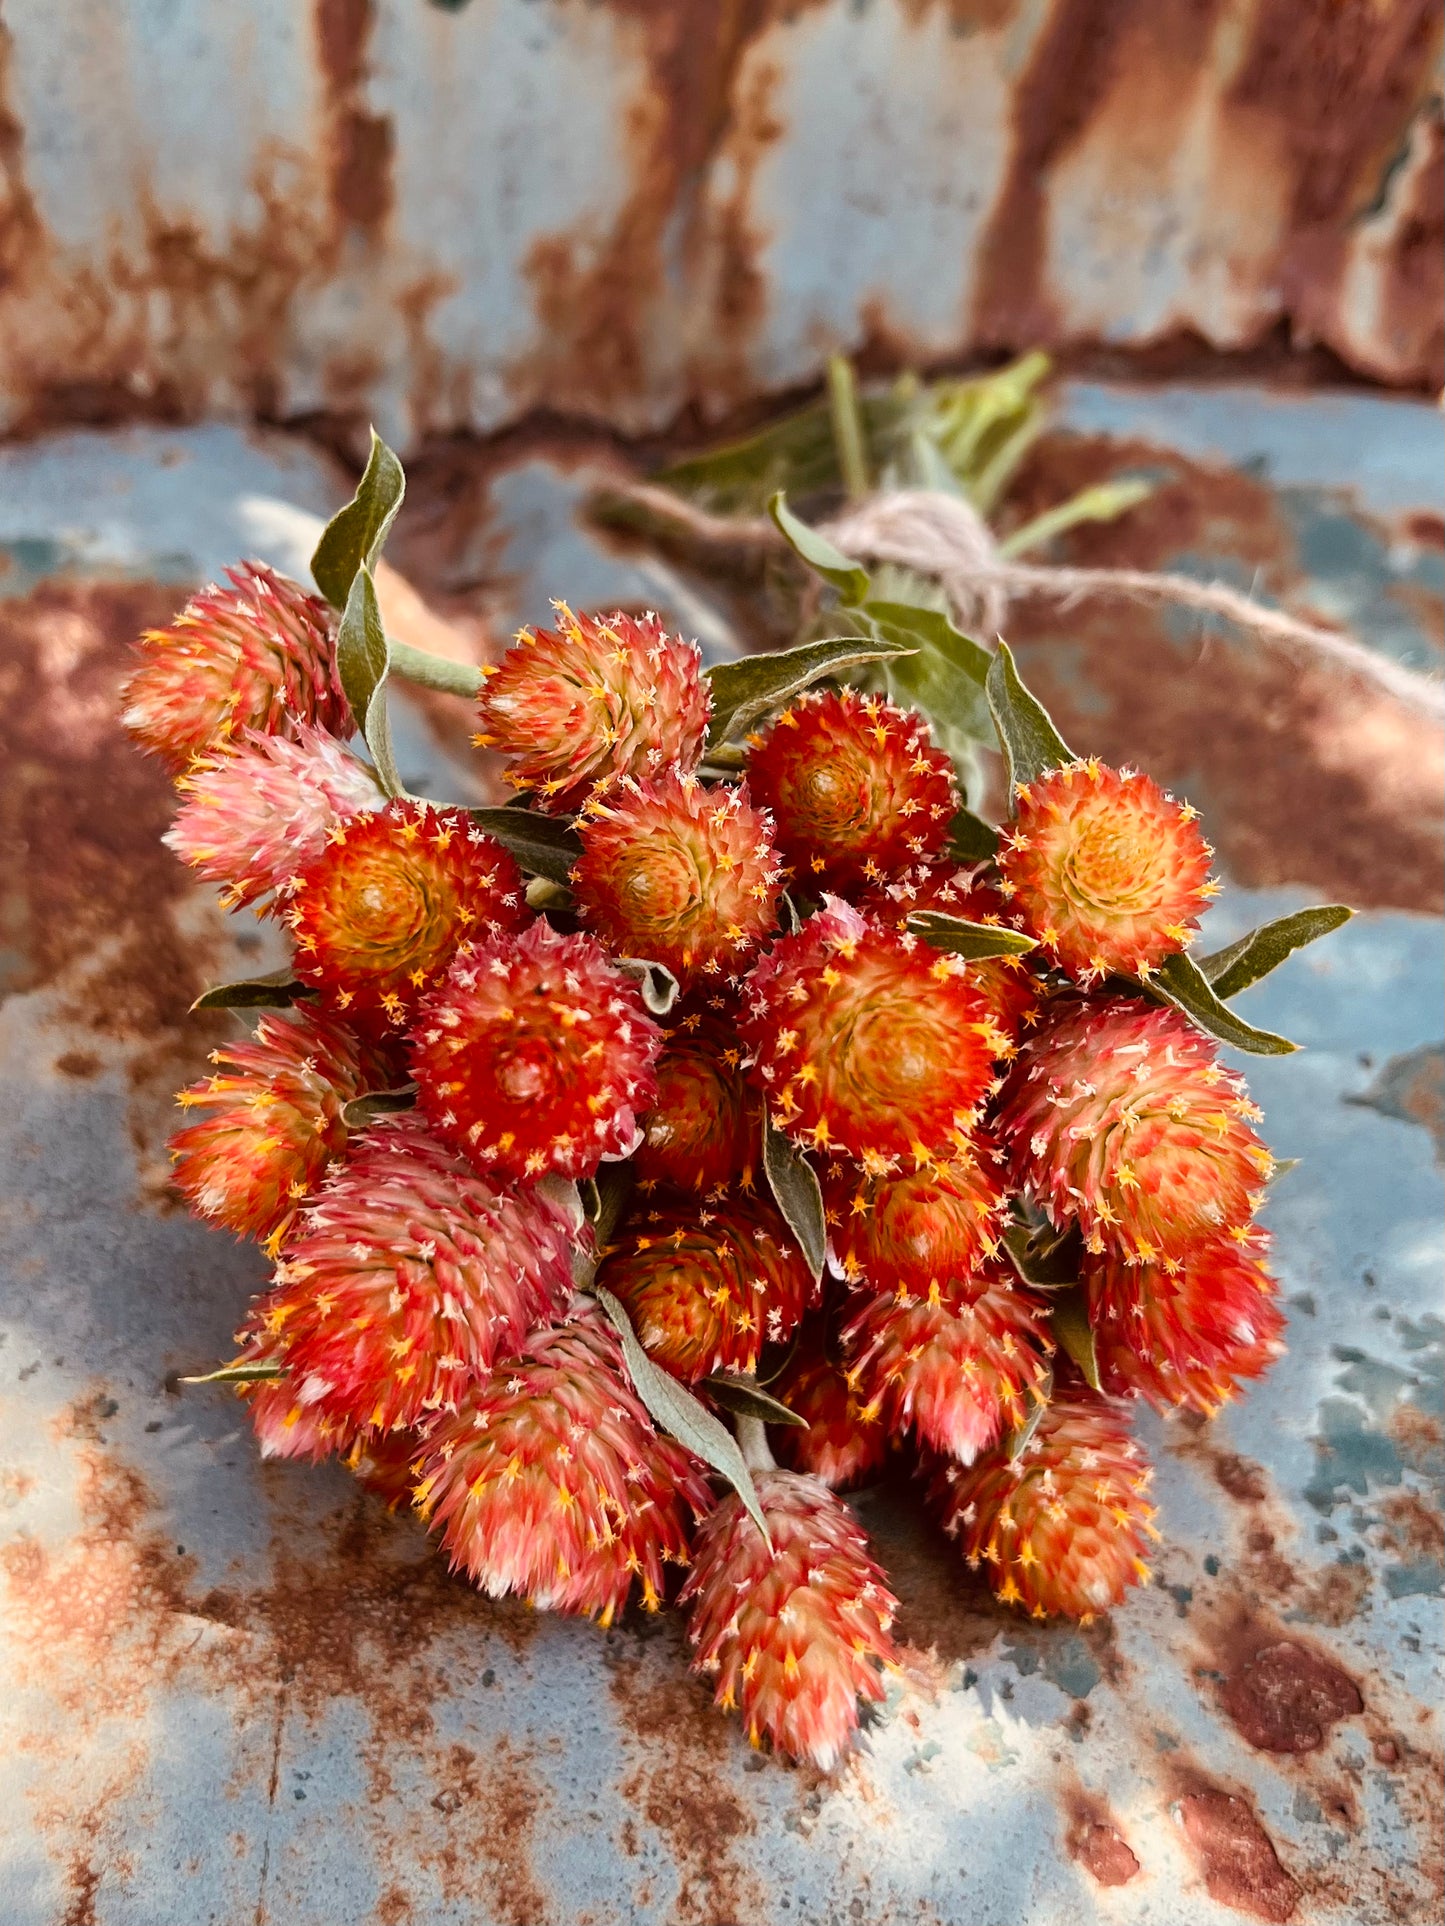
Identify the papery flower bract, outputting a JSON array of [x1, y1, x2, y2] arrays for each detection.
[[842, 1269, 1052, 1463], [769, 1318, 888, 1490], [824, 1136, 1009, 1299], [168, 1005, 382, 1244], [860, 862, 1043, 1042], [244, 1115, 575, 1435], [681, 1468, 898, 1768], [572, 773, 783, 988], [411, 921, 662, 1181], [597, 1197, 815, 1382], [742, 898, 1006, 1170], [476, 605, 710, 815], [122, 561, 346, 771], [1087, 1234, 1286, 1413], [746, 687, 956, 890], [928, 1380, 1157, 1620], [165, 724, 383, 909], [242, 1351, 356, 1463], [997, 760, 1214, 983], [416, 1303, 711, 1622], [995, 994, 1272, 1262], [285, 800, 527, 1035], [633, 1012, 758, 1195]]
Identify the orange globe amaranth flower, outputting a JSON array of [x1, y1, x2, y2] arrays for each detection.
[[245, 1115, 576, 1436], [842, 1270, 1052, 1464], [284, 801, 527, 1035], [741, 899, 1008, 1171], [746, 686, 957, 891], [995, 994, 1273, 1263], [633, 1013, 758, 1195], [165, 724, 384, 909], [929, 1381, 1157, 1620], [996, 759, 1215, 984], [416, 1304, 711, 1622], [769, 1319, 889, 1490], [169, 1005, 383, 1246], [860, 861, 1042, 1042], [1086, 1234, 1286, 1414], [824, 1135, 1009, 1299], [572, 773, 783, 988], [411, 921, 662, 1181], [346, 1428, 426, 1510], [681, 1469, 899, 1768], [122, 561, 346, 772], [242, 1351, 356, 1463], [476, 604, 711, 815], [598, 1196, 816, 1382]]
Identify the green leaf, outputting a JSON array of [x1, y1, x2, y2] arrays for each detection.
[[862, 598, 994, 744], [189, 969, 311, 1013], [336, 565, 404, 798], [702, 1373, 809, 1428], [579, 1164, 634, 1249], [1049, 1288, 1101, 1392], [617, 958, 681, 1017], [1151, 952, 1298, 1056], [592, 1285, 770, 1543], [768, 491, 871, 605], [1198, 905, 1353, 1000], [999, 478, 1152, 560], [1000, 1221, 1080, 1292], [1006, 1366, 1053, 1462], [180, 1357, 284, 1386], [467, 807, 582, 886], [906, 912, 1037, 960], [311, 428, 407, 611], [341, 1086, 417, 1131], [761, 1114, 827, 1285], [705, 633, 914, 748], [947, 807, 1000, 862], [985, 641, 1074, 792]]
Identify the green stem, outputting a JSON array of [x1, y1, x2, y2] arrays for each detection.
[[826, 353, 870, 503], [734, 1412, 777, 1474], [386, 637, 487, 699]]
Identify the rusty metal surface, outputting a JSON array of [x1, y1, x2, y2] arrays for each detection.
[[0, 395, 1441, 1924], [0, 1, 1441, 457]]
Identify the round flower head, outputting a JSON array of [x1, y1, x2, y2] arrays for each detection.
[[824, 1136, 1009, 1299], [241, 1349, 356, 1463], [122, 561, 346, 772], [245, 1115, 575, 1436], [995, 994, 1272, 1263], [861, 862, 1042, 1042], [1087, 1233, 1286, 1414], [346, 1428, 426, 1511], [742, 898, 1007, 1171], [285, 801, 527, 1035], [411, 922, 662, 1181], [842, 1270, 1052, 1464], [929, 1380, 1157, 1620], [597, 1197, 815, 1382], [165, 724, 383, 909], [681, 1469, 899, 1768], [572, 772, 783, 988], [746, 686, 957, 890], [476, 604, 710, 815], [997, 759, 1214, 983], [769, 1319, 889, 1491], [416, 1303, 711, 1622], [633, 1012, 757, 1195], [168, 1005, 383, 1247]]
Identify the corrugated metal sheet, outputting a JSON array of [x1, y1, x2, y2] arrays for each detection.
[[0, 0, 1440, 453]]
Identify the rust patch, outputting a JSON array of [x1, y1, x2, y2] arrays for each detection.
[[1350, 1043, 1445, 1166], [53, 1049, 103, 1079], [1214, 1633, 1363, 1755], [314, 0, 393, 237], [1173, 1784, 1300, 1923], [1213, 1453, 1270, 1507], [1378, 1487, 1445, 1565], [1062, 1784, 1140, 1887]]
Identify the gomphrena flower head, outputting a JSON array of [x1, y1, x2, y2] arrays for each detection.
[[860, 861, 1042, 1042], [928, 1380, 1157, 1620], [476, 604, 710, 815], [996, 759, 1214, 984], [572, 772, 783, 988], [165, 724, 383, 909], [168, 1005, 382, 1245], [824, 1135, 1009, 1299], [284, 801, 527, 1034], [1087, 1233, 1286, 1414], [769, 1318, 889, 1490], [241, 1350, 356, 1463], [995, 994, 1272, 1263], [633, 1011, 757, 1195], [842, 1270, 1052, 1464], [742, 898, 1007, 1170], [597, 1196, 816, 1382], [244, 1115, 575, 1435], [411, 921, 662, 1181], [122, 561, 346, 772], [416, 1303, 711, 1622], [746, 687, 957, 890], [681, 1469, 899, 1769]]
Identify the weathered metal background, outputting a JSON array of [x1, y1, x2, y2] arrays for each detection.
[[0, 386, 1440, 1923], [0, 0, 1440, 453]]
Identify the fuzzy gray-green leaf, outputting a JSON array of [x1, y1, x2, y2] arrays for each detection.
[[1006, 1367, 1053, 1461], [336, 565, 404, 798], [1152, 952, 1298, 1056], [1049, 1288, 1101, 1392], [180, 1358, 285, 1386], [1198, 905, 1353, 1001], [705, 633, 914, 748], [702, 1374, 809, 1429], [762, 1115, 827, 1285], [863, 597, 994, 744], [947, 807, 1000, 862], [768, 491, 871, 604], [617, 958, 681, 1017], [340, 1085, 417, 1132], [189, 968, 311, 1013], [468, 807, 582, 886], [907, 912, 1037, 960], [311, 428, 406, 611], [985, 641, 1074, 792]]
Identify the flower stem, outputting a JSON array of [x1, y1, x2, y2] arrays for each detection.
[[827, 352, 870, 503], [735, 1413, 777, 1474], [386, 638, 486, 699]]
